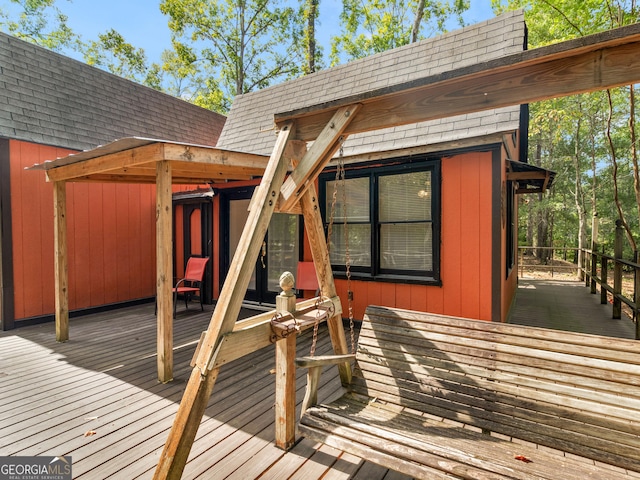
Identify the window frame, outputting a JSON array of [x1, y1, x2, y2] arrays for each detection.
[[319, 157, 441, 285]]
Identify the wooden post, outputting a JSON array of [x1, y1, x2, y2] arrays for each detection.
[[601, 246, 608, 305], [156, 160, 173, 383], [300, 184, 352, 385], [613, 219, 623, 319], [153, 123, 295, 480], [53, 181, 68, 342], [590, 250, 598, 295], [274, 272, 297, 450], [590, 214, 598, 293], [635, 255, 640, 340]]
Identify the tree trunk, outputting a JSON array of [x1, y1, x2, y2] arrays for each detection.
[[305, 0, 318, 74], [607, 89, 636, 252], [411, 0, 426, 43], [573, 114, 586, 280]]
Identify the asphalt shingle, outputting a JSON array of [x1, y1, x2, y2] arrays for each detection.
[[217, 10, 526, 159], [0, 32, 225, 151]]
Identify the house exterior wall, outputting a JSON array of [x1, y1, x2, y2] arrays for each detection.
[[327, 150, 495, 322], [0, 31, 226, 329], [8, 139, 156, 323]]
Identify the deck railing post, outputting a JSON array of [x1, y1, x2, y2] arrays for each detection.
[[601, 246, 608, 305], [274, 272, 298, 450], [613, 220, 623, 319], [590, 214, 598, 291], [634, 252, 640, 339], [590, 247, 598, 294]]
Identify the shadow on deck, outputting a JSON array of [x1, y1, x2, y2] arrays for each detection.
[[510, 277, 637, 339], [0, 303, 406, 480]]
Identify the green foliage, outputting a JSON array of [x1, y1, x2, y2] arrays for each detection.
[[330, 0, 469, 65], [159, 0, 306, 111], [0, 0, 80, 51], [83, 29, 149, 81], [499, 0, 640, 255]]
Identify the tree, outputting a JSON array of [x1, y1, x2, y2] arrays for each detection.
[[83, 29, 152, 83], [0, 0, 80, 51], [301, 0, 323, 74], [160, 0, 306, 112], [495, 0, 640, 260], [330, 0, 469, 65]]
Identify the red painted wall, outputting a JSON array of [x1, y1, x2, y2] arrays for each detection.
[[333, 151, 495, 322], [10, 140, 156, 320]]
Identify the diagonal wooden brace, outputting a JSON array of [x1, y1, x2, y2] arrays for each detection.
[[278, 104, 361, 213], [153, 122, 296, 480]]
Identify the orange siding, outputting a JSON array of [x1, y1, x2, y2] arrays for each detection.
[[10, 140, 156, 320], [333, 151, 495, 322], [190, 209, 202, 256], [174, 205, 185, 279]]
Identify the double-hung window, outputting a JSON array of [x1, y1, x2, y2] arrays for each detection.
[[320, 158, 440, 284]]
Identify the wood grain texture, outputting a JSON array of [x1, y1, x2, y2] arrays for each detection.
[[276, 25, 640, 141], [299, 305, 640, 478]]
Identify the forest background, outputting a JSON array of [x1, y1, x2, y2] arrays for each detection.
[[2, 0, 640, 265]]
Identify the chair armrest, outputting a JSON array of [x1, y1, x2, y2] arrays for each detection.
[[296, 354, 355, 415], [174, 278, 187, 288]]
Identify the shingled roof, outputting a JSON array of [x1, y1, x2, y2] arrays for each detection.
[[0, 32, 225, 151], [217, 10, 526, 159]]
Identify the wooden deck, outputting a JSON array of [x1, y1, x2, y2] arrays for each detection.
[[510, 277, 637, 339], [2, 279, 637, 479], [0, 304, 408, 479]]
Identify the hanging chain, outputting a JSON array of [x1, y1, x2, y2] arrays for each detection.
[[309, 296, 335, 356], [326, 137, 344, 259], [310, 136, 356, 356], [338, 144, 356, 355]]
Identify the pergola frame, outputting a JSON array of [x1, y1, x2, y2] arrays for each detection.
[[30, 139, 272, 382], [28, 20, 640, 480]]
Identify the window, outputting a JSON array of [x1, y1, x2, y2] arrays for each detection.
[[320, 158, 440, 283]]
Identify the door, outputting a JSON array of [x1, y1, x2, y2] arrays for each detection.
[[173, 195, 213, 304], [224, 188, 300, 305]]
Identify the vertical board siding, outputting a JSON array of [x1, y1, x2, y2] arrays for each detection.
[[441, 152, 463, 317], [333, 151, 494, 322], [10, 140, 156, 320], [174, 205, 185, 280]]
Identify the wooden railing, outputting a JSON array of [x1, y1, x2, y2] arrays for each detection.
[[518, 221, 640, 339], [518, 246, 582, 277]]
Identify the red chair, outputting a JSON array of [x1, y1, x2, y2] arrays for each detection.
[[296, 261, 320, 298], [173, 256, 209, 317]]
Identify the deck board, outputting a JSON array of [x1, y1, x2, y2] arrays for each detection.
[[0, 303, 390, 479], [510, 278, 637, 338], [2, 278, 626, 479]]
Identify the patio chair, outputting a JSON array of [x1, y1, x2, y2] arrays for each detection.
[[173, 256, 209, 317]]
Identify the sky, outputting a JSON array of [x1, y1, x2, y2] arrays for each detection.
[[48, 0, 498, 66]]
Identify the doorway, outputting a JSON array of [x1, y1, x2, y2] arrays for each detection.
[[222, 188, 300, 305], [173, 191, 213, 305]]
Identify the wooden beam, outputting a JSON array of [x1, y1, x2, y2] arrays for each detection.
[[279, 105, 361, 212], [156, 160, 173, 383], [53, 181, 68, 342], [46, 143, 163, 182], [506, 171, 549, 181], [162, 144, 269, 170], [300, 182, 352, 385], [211, 297, 341, 369], [275, 24, 640, 141], [274, 281, 297, 450], [154, 122, 295, 480]]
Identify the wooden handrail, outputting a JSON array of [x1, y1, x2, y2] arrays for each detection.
[[518, 237, 640, 339]]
